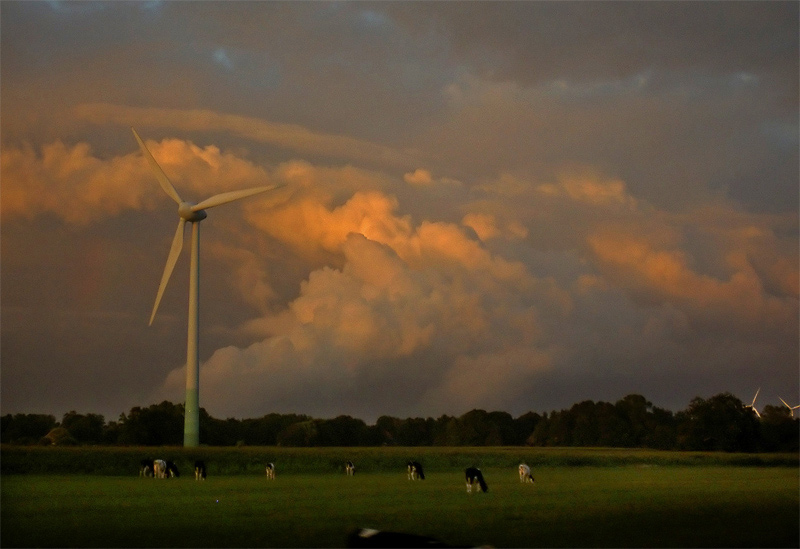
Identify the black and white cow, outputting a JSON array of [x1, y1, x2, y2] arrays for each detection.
[[153, 459, 168, 479], [346, 461, 355, 476], [195, 460, 207, 480], [465, 467, 488, 493], [139, 458, 154, 477], [407, 461, 425, 480], [347, 528, 449, 548], [265, 462, 275, 480], [166, 460, 180, 478], [519, 463, 534, 483]]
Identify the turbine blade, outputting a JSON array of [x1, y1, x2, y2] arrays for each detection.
[[132, 127, 183, 205], [149, 219, 186, 326], [192, 184, 280, 211], [780, 397, 790, 408]]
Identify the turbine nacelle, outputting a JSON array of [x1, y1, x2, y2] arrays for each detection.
[[179, 202, 207, 222], [133, 126, 279, 327], [745, 388, 761, 418], [780, 397, 800, 418]]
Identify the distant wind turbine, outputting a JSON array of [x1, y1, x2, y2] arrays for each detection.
[[745, 388, 761, 418], [133, 128, 279, 447], [779, 397, 800, 418]]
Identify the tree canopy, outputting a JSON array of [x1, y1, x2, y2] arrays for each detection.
[[2, 394, 797, 452]]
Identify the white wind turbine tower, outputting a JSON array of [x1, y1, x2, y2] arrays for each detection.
[[745, 388, 761, 418], [133, 128, 278, 447], [779, 398, 800, 418]]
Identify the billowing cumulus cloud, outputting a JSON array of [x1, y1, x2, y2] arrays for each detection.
[[1, 141, 155, 225], [157, 224, 561, 419], [248, 186, 411, 263], [3, 121, 797, 420], [149, 159, 571, 417], [0, 137, 272, 224], [151, 156, 796, 420]]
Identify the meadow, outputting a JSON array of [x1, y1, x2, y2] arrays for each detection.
[[2, 447, 798, 548]]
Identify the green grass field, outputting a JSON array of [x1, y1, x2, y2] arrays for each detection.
[[2, 445, 797, 476], [3, 465, 798, 547]]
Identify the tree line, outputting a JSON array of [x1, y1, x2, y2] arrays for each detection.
[[2, 393, 797, 452]]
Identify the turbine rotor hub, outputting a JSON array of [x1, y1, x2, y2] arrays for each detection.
[[179, 202, 207, 222]]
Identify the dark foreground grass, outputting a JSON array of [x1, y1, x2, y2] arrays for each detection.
[[2, 467, 798, 548]]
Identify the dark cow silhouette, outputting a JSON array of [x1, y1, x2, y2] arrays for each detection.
[[139, 459, 154, 477], [165, 460, 180, 478], [465, 467, 488, 493], [347, 528, 449, 548], [407, 461, 425, 480], [195, 460, 207, 480]]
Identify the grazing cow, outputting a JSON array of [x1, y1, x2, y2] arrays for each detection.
[[139, 459, 154, 477], [153, 459, 167, 479], [519, 463, 534, 483], [265, 462, 275, 480], [347, 528, 449, 548], [346, 461, 355, 476], [194, 460, 207, 480], [465, 467, 488, 493], [166, 460, 180, 478], [407, 461, 425, 480]]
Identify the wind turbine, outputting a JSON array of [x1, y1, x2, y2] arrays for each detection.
[[745, 388, 761, 418], [133, 128, 278, 447], [779, 398, 800, 418]]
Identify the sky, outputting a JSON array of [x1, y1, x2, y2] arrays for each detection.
[[1, 1, 798, 424]]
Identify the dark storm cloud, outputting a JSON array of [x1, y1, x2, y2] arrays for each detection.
[[386, 2, 799, 211], [391, 2, 798, 89]]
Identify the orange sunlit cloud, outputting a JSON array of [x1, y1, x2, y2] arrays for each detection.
[[4, 131, 795, 422], [1, 141, 155, 225], [587, 227, 796, 327], [538, 172, 638, 209], [403, 168, 462, 187], [0, 138, 272, 224]]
